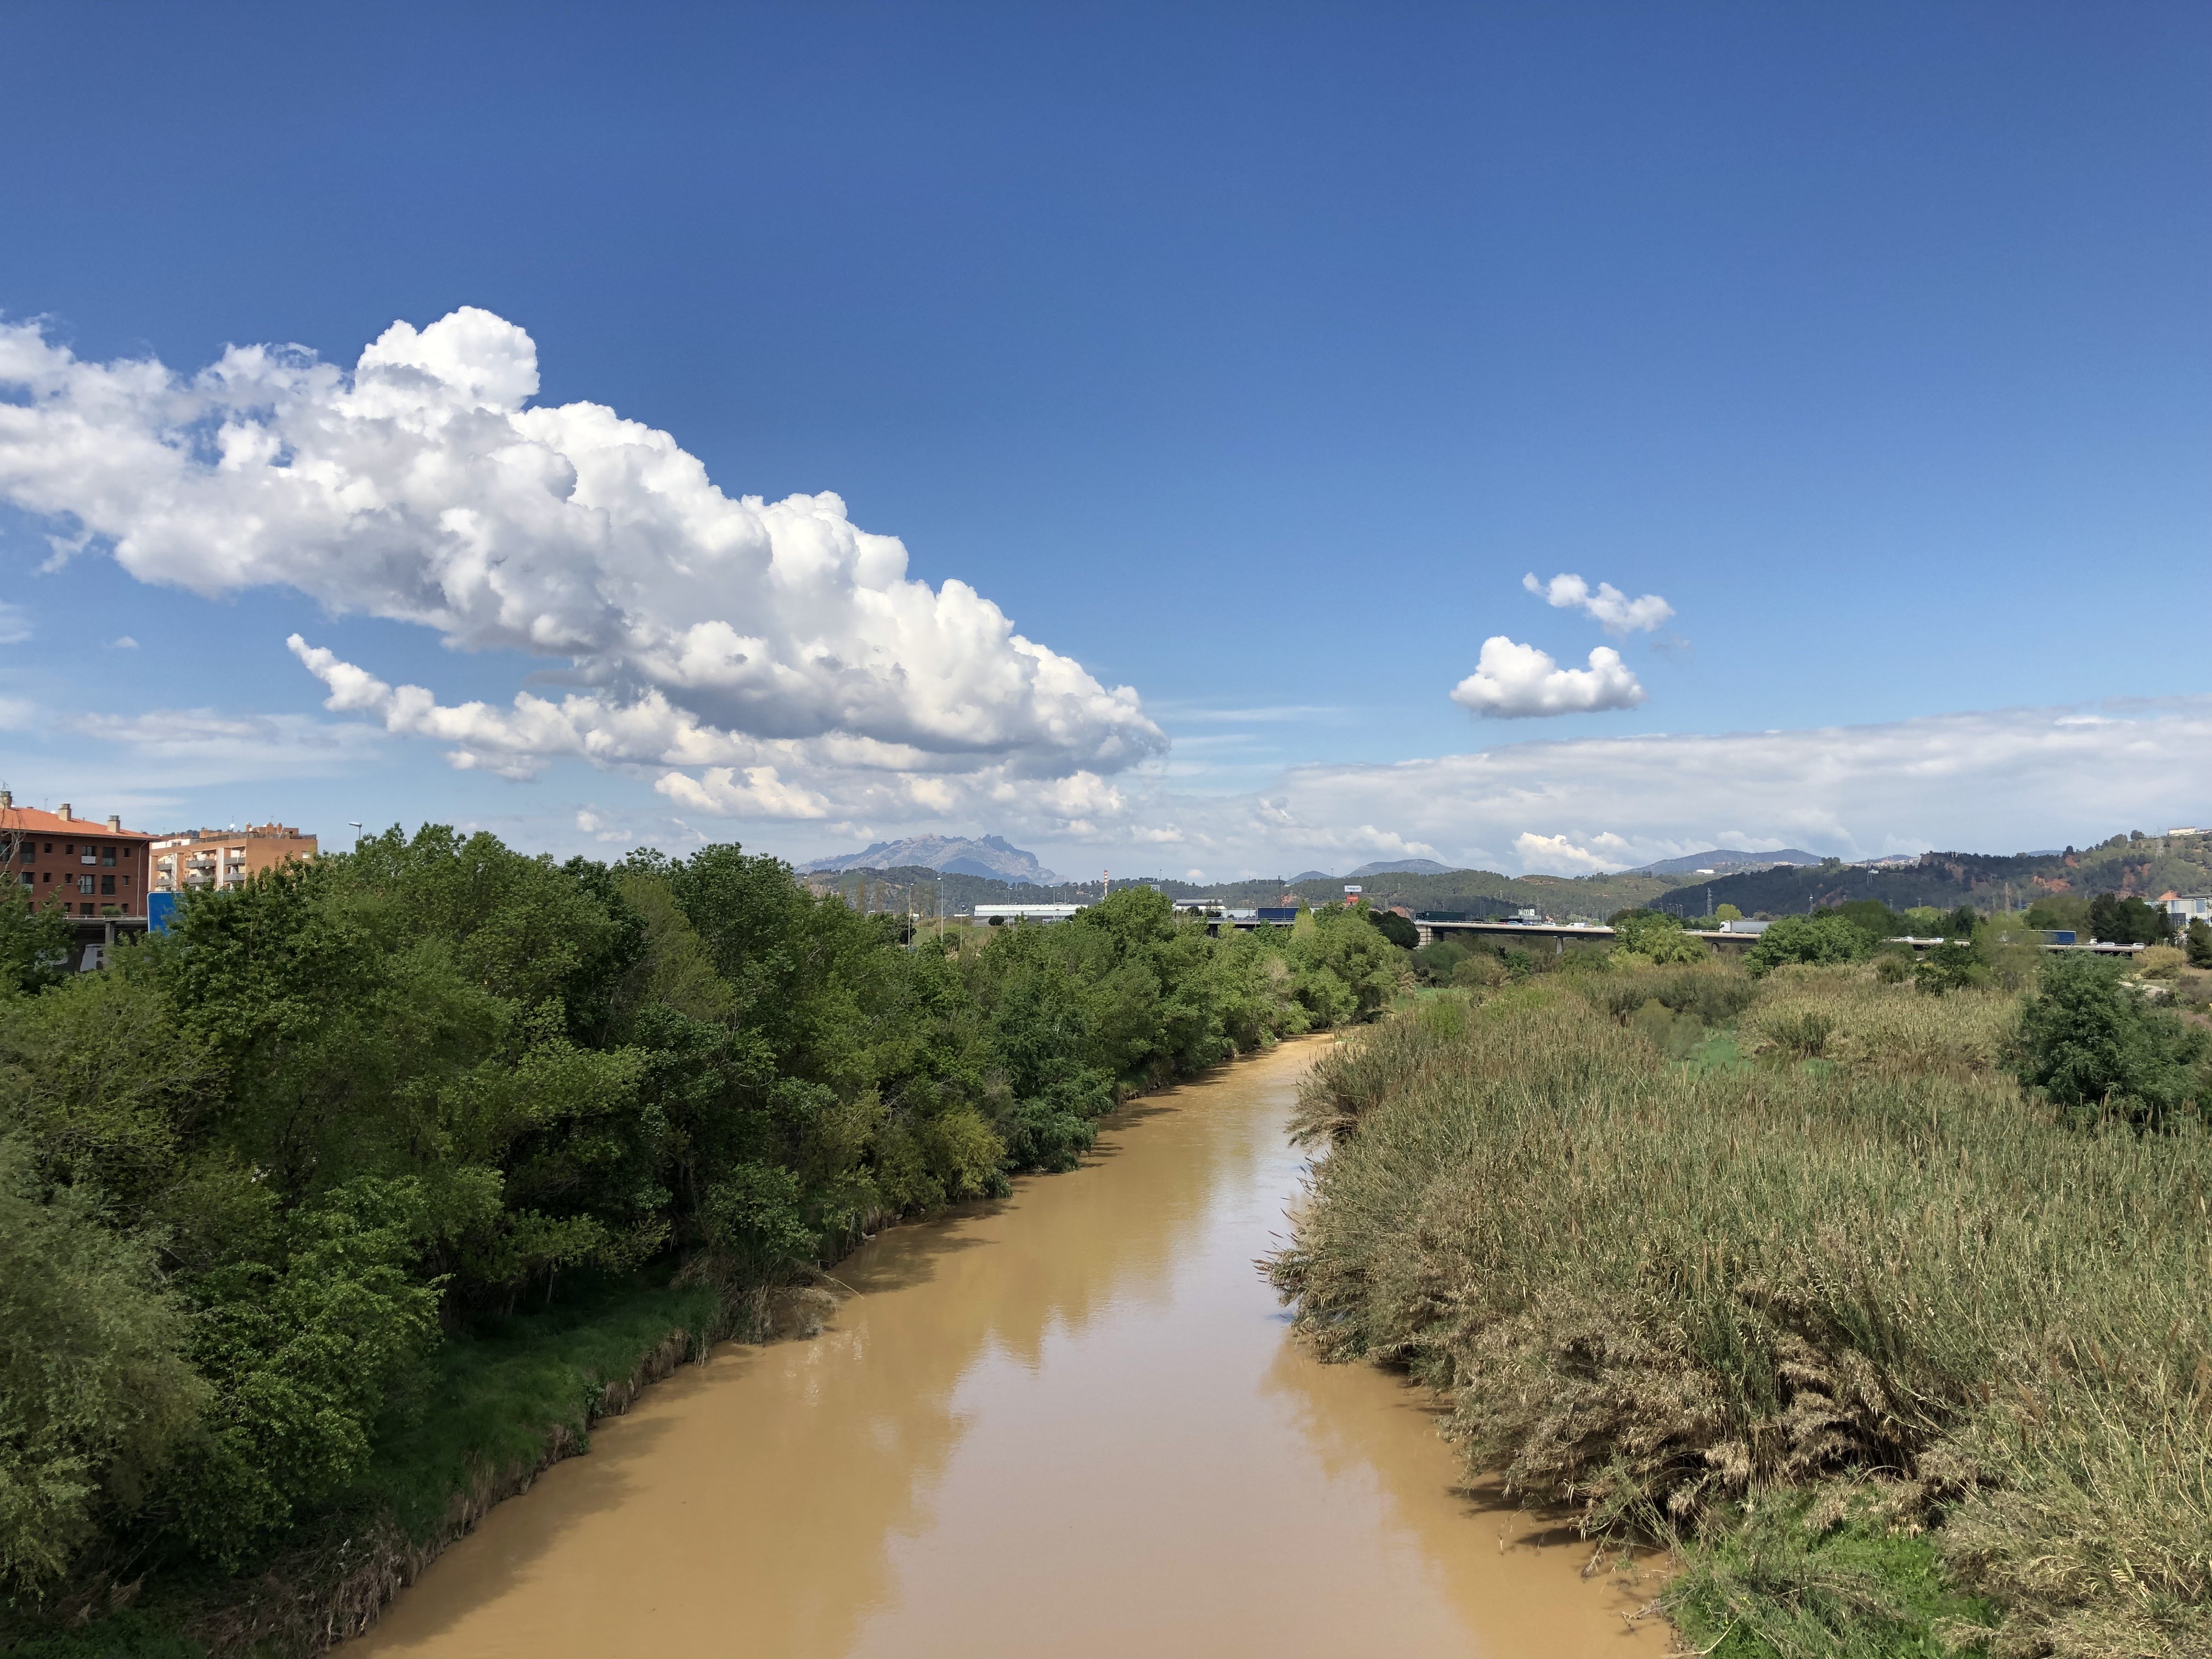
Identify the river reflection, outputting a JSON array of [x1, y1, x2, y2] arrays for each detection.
[[348, 1037, 1661, 1659]]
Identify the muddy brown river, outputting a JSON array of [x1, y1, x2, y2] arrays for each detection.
[[350, 1037, 1662, 1658]]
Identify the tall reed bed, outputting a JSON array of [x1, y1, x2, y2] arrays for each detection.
[[1272, 979, 2212, 1658]]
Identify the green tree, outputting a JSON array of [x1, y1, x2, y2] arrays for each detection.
[[0, 899, 74, 1000], [2011, 953, 2211, 1128], [1364, 908, 1418, 950], [0, 1141, 203, 1602], [2089, 893, 2171, 946], [1743, 912, 1869, 976], [1611, 910, 1709, 964], [2022, 895, 2091, 936], [1289, 906, 1402, 1023], [1832, 899, 1903, 943], [2188, 918, 2212, 969]]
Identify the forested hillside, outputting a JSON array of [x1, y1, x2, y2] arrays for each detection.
[[1660, 831, 2212, 919], [809, 827, 2210, 934], [810, 864, 1690, 921], [0, 828, 1403, 1653]]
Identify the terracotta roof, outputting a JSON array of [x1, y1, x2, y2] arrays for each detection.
[[0, 807, 153, 840]]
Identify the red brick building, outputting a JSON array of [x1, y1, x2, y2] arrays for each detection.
[[0, 794, 155, 918]]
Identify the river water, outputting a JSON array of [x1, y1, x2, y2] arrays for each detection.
[[350, 1037, 1663, 1658]]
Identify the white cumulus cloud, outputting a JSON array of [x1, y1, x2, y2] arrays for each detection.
[[1512, 830, 1634, 874], [1450, 636, 1645, 719], [1522, 571, 1674, 635], [0, 308, 1165, 826]]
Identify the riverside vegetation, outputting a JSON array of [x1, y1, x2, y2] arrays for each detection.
[[0, 827, 1403, 1656], [1276, 907, 2212, 1658]]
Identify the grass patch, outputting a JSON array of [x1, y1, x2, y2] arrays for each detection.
[[358, 1274, 724, 1539], [1685, 1030, 1747, 1070], [1670, 1504, 1993, 1659]]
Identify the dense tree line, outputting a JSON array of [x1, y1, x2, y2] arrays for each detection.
[[0, 828, 1403, 1607]]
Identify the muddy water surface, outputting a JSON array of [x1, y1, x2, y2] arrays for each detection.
[[351, 1038, 1662, 1659]]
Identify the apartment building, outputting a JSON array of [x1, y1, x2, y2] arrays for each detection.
[[0, 793, 155, 917], [150, 823, 318, 895]]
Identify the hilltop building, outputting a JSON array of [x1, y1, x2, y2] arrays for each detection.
[[150, 823, 318, 895], [0, 793, 155, 917], [2151, 892, 2212, 929]]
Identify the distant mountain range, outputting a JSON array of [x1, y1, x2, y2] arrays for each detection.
[[798, 834, 1060, 885], [1286, 859, 1459, 882], [1346, 857, 1455, 878], [1629, 848, 1827, 876]]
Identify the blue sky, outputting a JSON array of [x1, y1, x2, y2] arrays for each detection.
[[1, 3, 2205, 879]]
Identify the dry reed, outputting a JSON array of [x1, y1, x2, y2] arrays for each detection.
[[1272, 976, 2212, 1657]]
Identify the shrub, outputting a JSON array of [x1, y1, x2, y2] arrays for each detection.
[[2140, 945, 2187, 981], [1611, 910, 1710, 964], [1745, 912, 1869, 976], [1579, 963, 1756, 1027], [1410, 939, 1468, 983], [2010, 952, 2211, 1127], [1451, 953, 1506, 990], [1912, 939, 1987, 996], [2189, 918, 2212, 969]]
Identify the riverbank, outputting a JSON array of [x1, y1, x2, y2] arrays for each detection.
[[5, 854, 1410, 1655], [338, 1035, 1657, 1658], [1271, 973, 2212, 1657]]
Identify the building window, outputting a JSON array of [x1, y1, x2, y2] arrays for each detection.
[[77, 874, 94, 895], [101, 846, 116, 866], [100, 875, 115, 895]]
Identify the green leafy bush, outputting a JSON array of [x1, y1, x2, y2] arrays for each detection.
[[0, 1141, 202, 1601], [1912, 939, 1987, 996], [1745, 912, 1870, 975], [1610, 910, 1711, 964], [2010, 952, 2211, 1127]]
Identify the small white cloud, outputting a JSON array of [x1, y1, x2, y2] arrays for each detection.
[[1522, 572, 1674, 635], [1450, 636, 1645, 719], [1513, 830, 1634, 874], [108, 635, 138, 650], [0, 602, 30, 644]]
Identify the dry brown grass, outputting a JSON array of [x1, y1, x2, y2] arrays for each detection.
[[1272, 977, 2212, 1658]]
